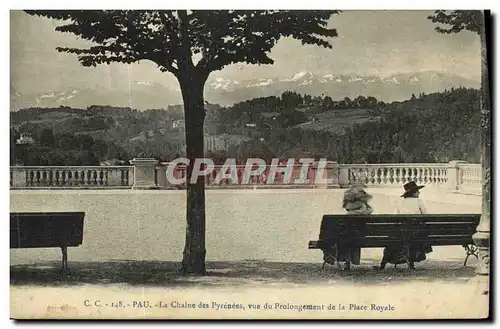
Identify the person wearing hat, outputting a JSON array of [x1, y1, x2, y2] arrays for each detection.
[[342, 184, 374, 215], [398, 181, 427, 212], [374, 181, 433, 270], [327, 184, 373, 271]]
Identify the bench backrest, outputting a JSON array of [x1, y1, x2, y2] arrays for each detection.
[[319, 214, 480, 248], [10, 212, 85, 248]]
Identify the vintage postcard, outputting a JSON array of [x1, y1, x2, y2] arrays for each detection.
[[9, 9, 492, 320]]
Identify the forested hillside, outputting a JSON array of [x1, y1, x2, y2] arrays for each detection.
[[10, 87, 480, 165]]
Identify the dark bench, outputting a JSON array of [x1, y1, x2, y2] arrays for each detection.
[[308, 214, 480, 269], [10, 212, 85, 273]]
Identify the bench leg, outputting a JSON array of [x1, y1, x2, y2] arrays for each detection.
[[60, 246, 68, 273], [320, 261, 344, 272], [321, 261, 341, 271], [463, 254, 470, 267], [321, 247, 340, 272], [463, 244, 479, 267]]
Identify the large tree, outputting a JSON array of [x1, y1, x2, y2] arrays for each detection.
[[428, 10, 491, 284], [26, 10, 341, 274]]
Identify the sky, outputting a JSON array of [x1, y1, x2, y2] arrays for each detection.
[[10, 10, 481, 96]]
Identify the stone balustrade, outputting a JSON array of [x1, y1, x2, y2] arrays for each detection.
[[457, 163, 483, 195], [9, 159, 482, 194], [340, 163, 450, 188], [155, 161, 478, 193], [10, 166, 133, 189]]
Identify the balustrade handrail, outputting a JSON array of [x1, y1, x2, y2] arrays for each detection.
[[157, 162, 450, 166], [457, 163, 482, 168], [157, 163, 318, 168], [341, 163, 449, 168], [10, 165, 133, 169], [155, 162, 451, 171]]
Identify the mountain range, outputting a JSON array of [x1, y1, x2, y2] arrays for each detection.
[[10, 71, 479, 110]]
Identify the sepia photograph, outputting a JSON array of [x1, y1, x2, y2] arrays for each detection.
[[8, 7, 492, 320]]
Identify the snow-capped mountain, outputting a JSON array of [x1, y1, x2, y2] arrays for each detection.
[[11, 71, 479, 110], [203, 71, 479, 105], [11, 80, 183, 110]]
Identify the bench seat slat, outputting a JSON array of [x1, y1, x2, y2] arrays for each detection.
[[322, 214, 480, 224], [309, 237, 474, 249], [310, 214, 480, 251], [363, 227, 476, 236]]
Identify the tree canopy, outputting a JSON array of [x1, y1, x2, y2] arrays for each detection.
[[24, 10, 343, 275], [25, 10, 340, 79], [427, 10, 483, 35]]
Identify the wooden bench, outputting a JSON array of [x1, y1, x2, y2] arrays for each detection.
[[10, 212, 85, 273], [308, 214, 480, 269]]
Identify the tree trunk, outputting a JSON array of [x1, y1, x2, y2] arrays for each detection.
[[472, 10, 490, 288], [179, 76, 207, 275]]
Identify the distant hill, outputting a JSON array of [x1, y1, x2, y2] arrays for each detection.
[[10, 87, 481, 166], [294, 108, 380, 134]]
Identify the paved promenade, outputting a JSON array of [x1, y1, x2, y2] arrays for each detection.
[[10, 187, 481, 265]]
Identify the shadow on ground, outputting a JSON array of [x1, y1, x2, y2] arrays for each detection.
[[10, 259, 476, 288]]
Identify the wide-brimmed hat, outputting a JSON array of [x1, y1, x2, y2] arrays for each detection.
[[343, 185, 372, 203], [401, 181, 425, 197]]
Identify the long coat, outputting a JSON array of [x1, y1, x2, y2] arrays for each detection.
[[341, 201, 373, 264], [323, 201, 373, 265], [382, 197, 433, 264]]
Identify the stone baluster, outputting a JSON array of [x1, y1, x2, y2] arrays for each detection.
[[393, 168, 399, 184], [97, 169, 104, 186], [362, 168, 369, 185], [67, 169, 73, 186], [385, 168, 391, 184], [122, 169, 130, 186], [93, 170, 98, 185], [383, 167, 390, 185], [411, 167, 417, 182], [61, 169, 67, 186], [33, 170, 40, 187], [376, 168, 383, 185], [84, 170, 89, 186], [396, 168, 402, 185], [67, 169, 75, 186], [416, 168, 423, 184], [29, 170, 34, 186], [77, 169, 84, 186], [365, 168, 372, 185], [375, 168, 382, 185], [46, 169, 52, 186]]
